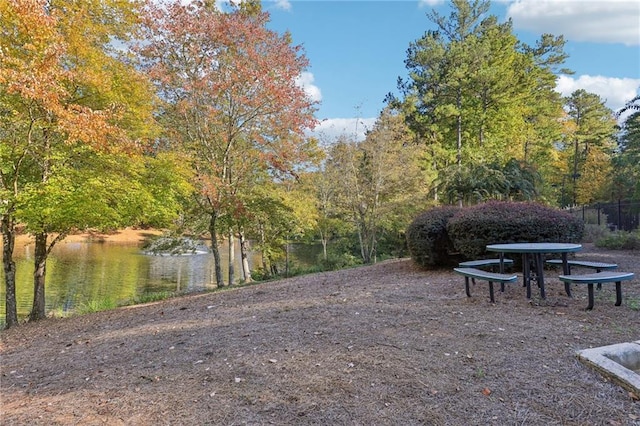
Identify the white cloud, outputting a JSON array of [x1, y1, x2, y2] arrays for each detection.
[[418, 0, 445, 7], [271, 0, 292, 11], [555, 74, 640, 111], [309, 117, 377, 143], [507, 0, 640, 46], [295, 71, 322, 103]]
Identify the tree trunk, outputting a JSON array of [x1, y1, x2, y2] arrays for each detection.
[[29, 232, 48, 322], [259, 224, 270, 277], [1, 213, 18, 328], [209, 214, 224, 287], [456, 90, 463, 207], [369, 222, 377, 264], [285, 239, 289, 277], [357, 225, 371, 264], [572, 138, 580, 206], [320, 230, 328, 261], [239, 230, 252, 283], [228, 229, 235, 285]]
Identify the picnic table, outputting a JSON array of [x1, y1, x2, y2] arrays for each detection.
[[486, 243, 582, 299]]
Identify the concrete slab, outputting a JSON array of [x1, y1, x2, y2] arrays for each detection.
[[576, 341, 640, 398]]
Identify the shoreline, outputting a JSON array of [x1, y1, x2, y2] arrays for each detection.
[[5, 228, 163, 247]]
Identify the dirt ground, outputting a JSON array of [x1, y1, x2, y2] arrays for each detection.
[[1, 241, 639, 425], [12, 228, 164, 245]]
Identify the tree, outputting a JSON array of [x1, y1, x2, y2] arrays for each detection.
[[1, 0, 67, 327], [516, 34, 568, 168], [399, 0, 493, 169], [610, 111, 640, 200], [306, 161, 342, 262], [616, 95, 640, 118], [562, 90, 617, 205], [139, 0, 318, 286], [325, 109, 426, 263], [391, 0, 567, 205], [0, 0, 162, 325]]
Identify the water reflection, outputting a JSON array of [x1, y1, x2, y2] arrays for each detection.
[[0, 239, 268, 323], [1, 239, 322, 324], [145, 252, 216, 292]]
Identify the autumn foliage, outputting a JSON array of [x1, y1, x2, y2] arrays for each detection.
[[138, 0, 319, 285]]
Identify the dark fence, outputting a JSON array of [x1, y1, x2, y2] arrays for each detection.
[[570, 199, 640, 232]]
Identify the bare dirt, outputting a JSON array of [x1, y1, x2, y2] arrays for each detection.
[[1, 241, 639, 425], [12, 228, 164, 246]]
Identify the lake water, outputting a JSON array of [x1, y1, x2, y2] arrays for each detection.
[[0, 240, 318, 325]]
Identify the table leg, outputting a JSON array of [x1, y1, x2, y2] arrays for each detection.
[[535, 253, 546, 299], [523, 254, 531, 299], [615, 281, 622, 306], [586, 283, 594, 310], [561, 253, 572, 297], [498, 252, 505, 292]]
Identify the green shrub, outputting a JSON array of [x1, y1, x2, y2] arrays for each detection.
[[447, 201, 584, 259], [582, 224, 611, 243], [595, 230, 640, 250], [406, 206, 461, 269], [317, 251, 360, 271]]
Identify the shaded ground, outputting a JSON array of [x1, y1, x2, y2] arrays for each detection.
[[1, 243, 639, 425]]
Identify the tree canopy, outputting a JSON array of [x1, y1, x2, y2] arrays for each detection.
[[0, 0, 182, 326], [138, 0, 319, 286]]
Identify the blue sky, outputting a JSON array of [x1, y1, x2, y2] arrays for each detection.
[[259, 0, 640, 141]]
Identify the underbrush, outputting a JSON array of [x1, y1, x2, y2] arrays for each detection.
[[582, 224, 612, 243], [595, 229, 640, 250]]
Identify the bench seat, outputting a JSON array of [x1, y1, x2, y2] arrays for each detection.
[[453, 267, 518, 303], [558, 271, 635, 310], [547, 259, 619, 290], [459, 258, 514, 269], [546, 259, 617, 272]]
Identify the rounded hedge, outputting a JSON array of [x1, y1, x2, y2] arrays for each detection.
[[406, 206, 461, 269], [447, 201, 584, 259]]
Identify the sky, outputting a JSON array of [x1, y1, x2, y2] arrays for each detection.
[[258, 0, 640, 141]]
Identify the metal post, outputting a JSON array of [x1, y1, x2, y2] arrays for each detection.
[[618, 199, 622, 231]]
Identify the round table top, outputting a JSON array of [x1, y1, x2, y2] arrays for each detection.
[[486, 242, 582, 253]]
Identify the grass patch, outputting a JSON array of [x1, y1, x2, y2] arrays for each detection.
[[132, 291, 177, 305], [626, 296, 640, 311], [75, 298, 118, 315]]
